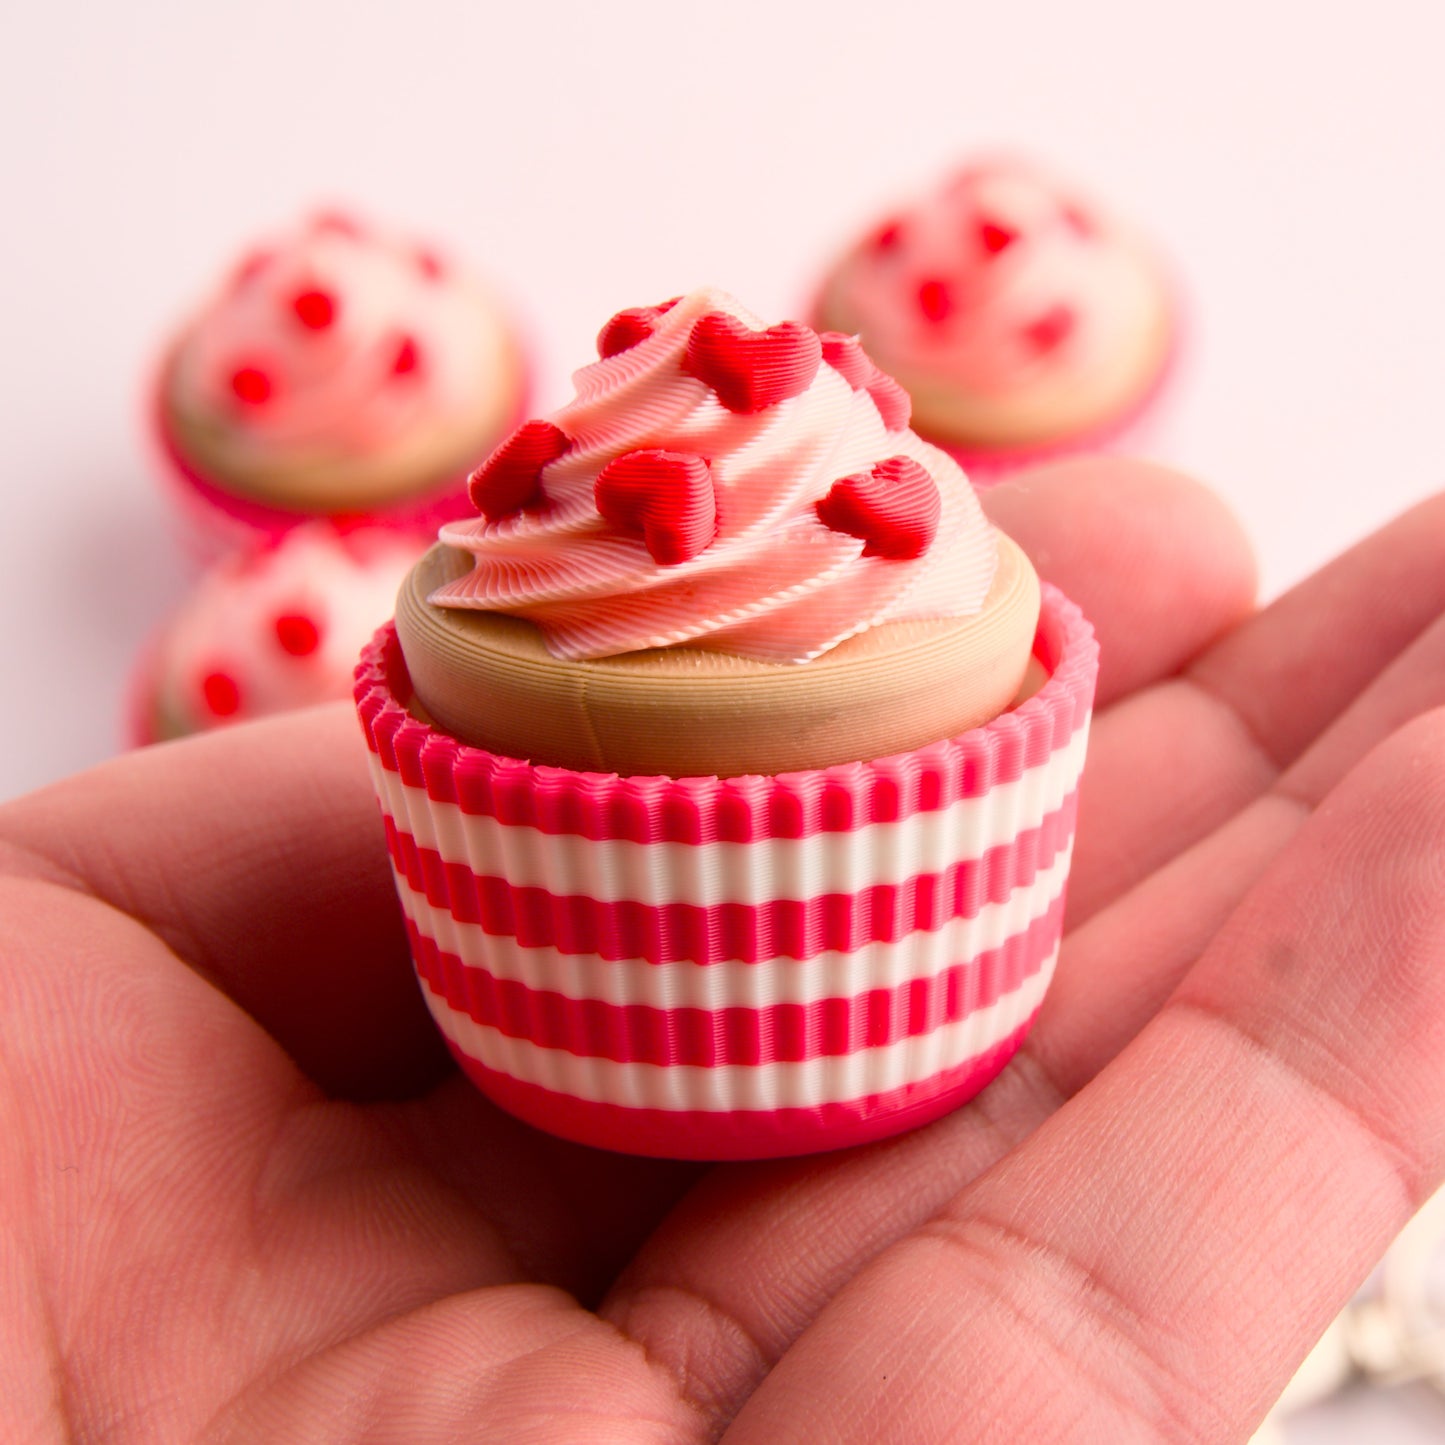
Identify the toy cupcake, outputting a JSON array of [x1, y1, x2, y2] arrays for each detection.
[[154, 209, 528, 551], [355, 287, 1098, 1160], [133, 522, 422, 743], [814, 157, 1178, 477]]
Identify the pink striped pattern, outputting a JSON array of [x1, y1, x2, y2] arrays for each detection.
[[355, 583, 1097, 1159]]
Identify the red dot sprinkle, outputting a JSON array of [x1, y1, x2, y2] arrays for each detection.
[[291, 287, 337, 331], [201, 670, 241, 717], [916, 279, 954, 323], [232, 249, 273, 288], [415, 249, 446, 281], [391, 335, 421, 375], [274, 612, 322, 657], [978, 219, 1018, 255], [872, 220, 903, 252], [1023, 304, 1076, 353], [230, 365, 273, 405]]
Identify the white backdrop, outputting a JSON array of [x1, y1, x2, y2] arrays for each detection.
[[3, 4, 1444, 1432]]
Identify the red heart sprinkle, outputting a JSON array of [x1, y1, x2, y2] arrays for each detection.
[[200, 670, 242, 717], [820, 332, 912, 430], [683, 313, 822, 414], [291, 287, 337, 331], [232, 249, 273, 288], [230, 365, 273, 405], [1023, 304, 1076, 353], [815, 455, 940, 560], [274, 612, 322, 657], [596, 297, 681, 359], [415, 248, 446, 281], [391, 335, 421, 375], [978, 218, 1018, 255], [917, 279, 953, 323], [467, 420, 570, 519], [872, 219, 904, 252], [819, 332, 873, 390], [866, 373, 911, 432], [1060, 202, 1094, 237], [594, 449, 716, 566]]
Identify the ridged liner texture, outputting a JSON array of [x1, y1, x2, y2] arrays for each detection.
[[355, 584, 1097, 1159]]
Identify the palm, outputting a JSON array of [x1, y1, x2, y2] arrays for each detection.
[[5, 461, 1444, 1444]]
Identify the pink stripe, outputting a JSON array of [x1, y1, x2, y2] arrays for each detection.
[[382, 790, 1076, 964], [409, 892, 1060, 1066], [354, 588, 1096, 844], [440, 1016, 1038, 1160]]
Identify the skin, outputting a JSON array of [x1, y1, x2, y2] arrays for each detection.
[[3, 457, 1444, 1443]]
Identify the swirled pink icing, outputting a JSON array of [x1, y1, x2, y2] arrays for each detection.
[[430, 288, 998, 663], [825, 158, 1164, 397], [167, 210, 514, 456]]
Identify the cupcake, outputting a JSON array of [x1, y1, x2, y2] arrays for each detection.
[[133, 522, 422, 743], [355, 287, 1098, 1160], [814, 156, 1178, 477], [154, 209, 528, 550]]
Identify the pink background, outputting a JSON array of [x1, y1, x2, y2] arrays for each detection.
[[2, 5, 1443, 1431]]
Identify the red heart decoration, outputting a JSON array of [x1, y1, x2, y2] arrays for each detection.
[[467, 420, 570, 520], [595, 449, 716, 566], [815, 455, 940, 560], [596, 297, 681, 359], [978, 218, 1018, 255], [683, 312, 822, 414], [820, 332, 912, 432], [819, 331, 873, 390], [916, 278, 954, 323], [1022, 304, 1076, 353], [866, 373, 911, 432]]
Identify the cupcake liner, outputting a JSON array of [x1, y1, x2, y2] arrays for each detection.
[[355, 585, 1097, 1159], [147, 350, 531, 564]]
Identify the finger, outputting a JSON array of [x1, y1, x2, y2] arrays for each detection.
[[1067, 490, 1445, 921], [0, 703, 446, 1099], [604, 674, 1445, 1428], [722, 710, 1445, 1444], [981, 457, 1256, 707], [1042, 605, 1445, 1089]]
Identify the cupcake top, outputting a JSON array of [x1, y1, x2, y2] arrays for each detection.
[[160, 210, 525, 513], [430, 286, 999, 664], [816, 158, 1174, 453], [394, 288, 1041, 777], [144, 522, 422, 740]]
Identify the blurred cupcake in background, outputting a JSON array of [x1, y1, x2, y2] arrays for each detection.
[[153, 209, 529, 550], [814, 156, 1178, 479], [130, 521, 422, 744]]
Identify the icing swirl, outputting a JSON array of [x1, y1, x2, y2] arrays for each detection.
[[430, 288, 998, 664], [167, 210, 516, 463], [822, 158, 1166, 400]]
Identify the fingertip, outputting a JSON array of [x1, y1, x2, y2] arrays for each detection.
[[982, 457, 1259, 705]]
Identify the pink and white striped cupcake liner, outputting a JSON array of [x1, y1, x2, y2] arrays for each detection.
[[355, 583, 1097, 1159]]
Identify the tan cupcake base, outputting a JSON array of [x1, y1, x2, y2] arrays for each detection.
[[160, 331, 526, 513], [394, 531, 1041, 778]]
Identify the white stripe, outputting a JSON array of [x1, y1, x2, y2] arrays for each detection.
[[419, 950, 1055, 1112], [396, 841, 1072, 1009], [368, 721, 1087, 907]]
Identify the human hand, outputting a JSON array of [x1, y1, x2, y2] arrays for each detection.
[[4, 459, 1443, 1443]]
